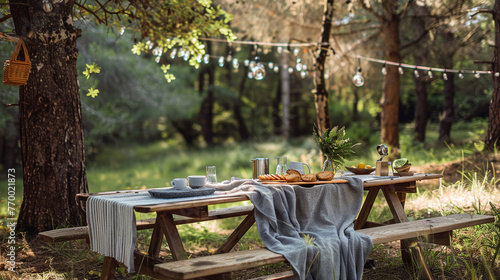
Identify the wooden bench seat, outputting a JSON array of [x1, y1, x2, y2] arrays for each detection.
[[38, 205, 254, 243], [153, 213, 494, 280]]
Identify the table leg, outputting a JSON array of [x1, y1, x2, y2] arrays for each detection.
[[215, 211, 256, 254], [157, 211, 187, 260], [355, 187, 380, 230], [148, 221, 163, 258], [101, 256, 118, 280], [382, 187, 434, 278], [381, 187, 409, 223]]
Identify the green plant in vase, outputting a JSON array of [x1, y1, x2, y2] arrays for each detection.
[[313, 125, 359, 171]]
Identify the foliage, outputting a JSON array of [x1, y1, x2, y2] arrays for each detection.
[[73, 0, 236, 81], [312, 125, 360, 169]]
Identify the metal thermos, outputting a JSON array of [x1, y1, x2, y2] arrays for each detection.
[[252, 158, 269, 179]]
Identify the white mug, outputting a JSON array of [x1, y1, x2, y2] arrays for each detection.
[[171, 178, 187, 190], [288, 161, 311, 175], [188, 175, 206, 189]]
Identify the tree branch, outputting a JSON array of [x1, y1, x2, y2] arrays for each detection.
[[357, 0, 382, 21], [0, 32, 19, 42], [469, 9, 493, 17]]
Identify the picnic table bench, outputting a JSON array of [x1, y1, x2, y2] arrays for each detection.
[[38, 174, 495, 280], [153, 214, 494, 280]]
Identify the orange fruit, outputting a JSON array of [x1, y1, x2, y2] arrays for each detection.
[[357, 163, 365, 169]]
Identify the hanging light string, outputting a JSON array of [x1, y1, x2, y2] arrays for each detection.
[[355, 54, 498, 76], [199, 37, 324, 48]]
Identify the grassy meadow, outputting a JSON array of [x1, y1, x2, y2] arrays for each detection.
[[1, 120, 500, 279]]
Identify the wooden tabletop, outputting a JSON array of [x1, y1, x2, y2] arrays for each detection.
[[77, 173, 443, 213]]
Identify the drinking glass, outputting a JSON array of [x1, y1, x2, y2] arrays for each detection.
[[276, 156, 287, 175], [206, 165, 217, 183]]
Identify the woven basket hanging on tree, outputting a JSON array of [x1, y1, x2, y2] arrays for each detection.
[[3, 39, 31, 86]]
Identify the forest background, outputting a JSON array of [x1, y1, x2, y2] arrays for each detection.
[[0, 0, 495, 169]]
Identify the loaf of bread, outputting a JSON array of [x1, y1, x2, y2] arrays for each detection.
[[284, 173, 301, 182], [301, 173, 317, 182], [316, 170, 334, 181]]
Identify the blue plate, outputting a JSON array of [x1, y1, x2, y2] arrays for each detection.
[[148, 187, 215, 199]]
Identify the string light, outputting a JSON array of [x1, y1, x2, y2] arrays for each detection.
[[352, 56, 364, 87], [443, 70, 448, 81], [381, 63, 387, 75], [414, 67, 419, 78], [354, 54, 498, 78], [398, 64, 404, 75]]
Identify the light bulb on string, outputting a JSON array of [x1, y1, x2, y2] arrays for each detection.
[[296, 63, 303, 72], [251, 56, 266, 80], [226, 53, 232, 63], [273, 65, 279, 73], [302, 64, 308, 71], [244, 59, 250, 67], [427, 68, 433, 79], [300, 71, 307, 79], [203, 54, 210, 64], [495, 72, 500, 77], [288, 67, 294, 74], [474, 71, 480, 79], [232, 58, 239, 69], [179, 49, 185, 58], [293, 48, 300, 56], [381, 63, 387, 75], [248, 71, 254, 79], [398, 65, 404, 75], [352, 56, 364, 87], [183, 51, 190, 61], [155, 56, 160, 63], [196, 54, 202, 64], [218, 56, 225, 67], [458, 71, 464, 79], [352, 67, 364, 87], [277, 47, 283, 54], [443, 71, 448, 81], [268, 62, 274, 69], [169, 49, 177, 59], [414, 67, 419, 78]]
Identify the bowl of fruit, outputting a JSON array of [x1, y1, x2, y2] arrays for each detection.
[[345, 163, 376, 175], [392, 158, 412, 173]]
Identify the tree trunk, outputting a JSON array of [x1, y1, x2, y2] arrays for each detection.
[[12, 1, 88, 233], [414, 78, 428, 142], [413, 4, 430, 142], [438, 31, 456, 144], [486, 0, 500, 150], [199, 41, 214, 145], [379, 0, 401, 157], [313, 0, 334, 134], [280, 54, 291, 139], [234, 60, 250, 140], [439, 73, 455, 143]]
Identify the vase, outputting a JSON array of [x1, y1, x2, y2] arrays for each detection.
[[322, 156, 335, 171]]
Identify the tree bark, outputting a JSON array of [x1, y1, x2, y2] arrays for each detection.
[[313, 0, 334, 134], [438, 31, 456, 144], [439, 72, 455, 143], [280, 53, 291, 139], [486, 0, 500, 150], [379, 0, 401, 157], [234, 59, 250, 140], [12, 1, 88, 233], [199, 41, 214, 145], [413, 4, 430, 142]]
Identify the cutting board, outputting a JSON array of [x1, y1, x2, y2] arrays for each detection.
[[259, 179, 348, 185]]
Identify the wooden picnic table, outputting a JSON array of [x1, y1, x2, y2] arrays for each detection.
[[77, 173, 443, 279]]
